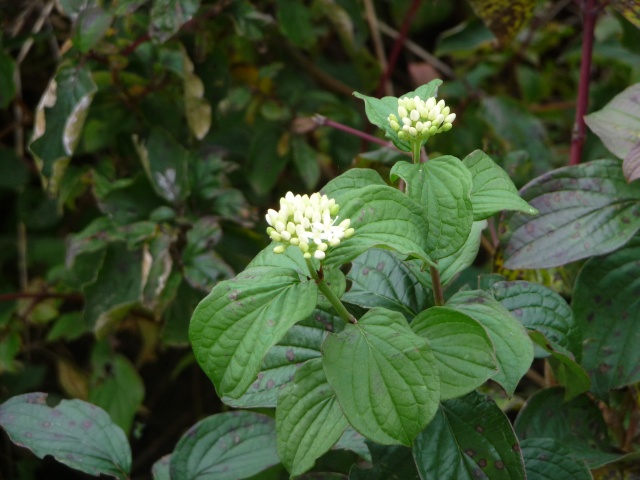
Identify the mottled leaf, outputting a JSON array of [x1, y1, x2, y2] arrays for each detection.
[[0, 393, 131, 479], [170, 411, 279, 480], [520, 438, 592, 480], [149, 0, 200, 43], [502, 159, 640, 269], [323, 308, 440, 446], [467, 0, 535, 44], [414, 391, 526, 480]]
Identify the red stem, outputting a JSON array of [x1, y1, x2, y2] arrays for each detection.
[[313, 114, 399, 149], [376, 0, 422, 97], [569, 0, 598, 166]]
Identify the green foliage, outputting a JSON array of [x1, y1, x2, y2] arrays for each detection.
[[2, 0, 640, 478]]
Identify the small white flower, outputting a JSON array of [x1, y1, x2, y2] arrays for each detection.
[[389, 95, 455, 142], [265, 192, 354, 261]]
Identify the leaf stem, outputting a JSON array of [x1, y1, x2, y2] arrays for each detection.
[[412, 141, 421, 165], [429, 265, 445, 306], [305, 258, 357, 324]]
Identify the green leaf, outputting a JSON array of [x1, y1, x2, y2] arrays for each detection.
[[489, 280, 581, 361], [30, 65, 97, 195], [152, 455, 171, 480], [467, 0, 535, 44], [222, 309, 339, 408], [520, 438, 592, 480], [326, 184, 436, 268], [0, 50, 16, 109], [573, 235, 640, 398], [182, 47, 212, 140], [322, 308, 440, 446], [430, 220, 486, 286], [390, 157, 474, 259], [447, 290, 533, 396], [334, 427, 371, 462], [343, 248, 432, 319], [247, 126, 290, 195], [502, 159, 640, 269], [189, 266, 318, 398], [623, 141, 640, 183], [610, 0, 640, 28], [413, 391, 526, 480], [584, 83, 640, 162], [321, 168, 387, 200], [73, 6, 114, 52], [277, 358, 349, 477], [514, 387, 621, 468], [169, 411, 280, 480], [149, 0, 201, 43], [0, 393, 131, 479], [528, 331, 590, 401], [276, 0, 316, 48], [183, 217, 234, 291], [134, 127, 191, 203], [462, 150, 538, 220], [353, 80, 442, 151], [83, 242, 143, 335], [349, 443, 420, 480], [411, 307, 497, 400], [88, 352, 145, 434]]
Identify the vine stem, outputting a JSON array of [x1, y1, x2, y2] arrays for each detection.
[[305, 258, 357, 324], [569, 0, 599, 166]]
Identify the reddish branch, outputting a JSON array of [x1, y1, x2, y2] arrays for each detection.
[[312, 114, 398, 149], [569, 0, 599, 166], [376, 0, 422, 97]]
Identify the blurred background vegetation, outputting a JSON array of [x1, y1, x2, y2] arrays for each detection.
[[1, 0, 639, 477]]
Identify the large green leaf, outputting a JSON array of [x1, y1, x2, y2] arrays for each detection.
[[277, 359, 348, 477], [322, 308, 440, 446], [134, 127, 191, 203], [170, 412, 280, 480], [490, 280, 581, 360], [411, 307, 497, 399], [447, 290, 533, 395], [467, 0, 535, 44], [353, 81, 443, 152], [520, 438, 592, 480], [502, 159, 640, 269], [573, 235, 640, 398], [152, 455, 171, 480], [73, 6, 113, 52], [325, 184, 436, 268], [149, 0, 201, 43], [514, 387, 621, 468], [462, 150, 538, 220], [390, 157, 474, 259], [223, 309, 339, 408], [30, 65, 97, 195], [189, 266, 318, 398], [0, 393, 131, 479], [413, 391, 526, 480], [276, 0, 316, 48], [343, 248, 432, 319]]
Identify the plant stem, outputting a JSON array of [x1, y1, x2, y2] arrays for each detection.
[[313, 114, 394, 149], [429, 264, 445, 306], [569, 0, 598, 166], [412, 141, 422, 164], [305, 258, 357, 324]]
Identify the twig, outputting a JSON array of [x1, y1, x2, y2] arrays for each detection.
[[525, 368, 547, 388], [376, 0, 422, 97], [363, 0, 392, 96], [377, 21, 456, 79], [569, 0, 599, 166], [430, 265, 445, 306], [313, 114, 401, 150]]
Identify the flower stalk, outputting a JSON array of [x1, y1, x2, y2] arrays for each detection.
[[305, 258, 357, 324]]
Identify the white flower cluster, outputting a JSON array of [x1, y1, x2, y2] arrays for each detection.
[[266, 192, 354, 260], [388, 96, 456, 141]]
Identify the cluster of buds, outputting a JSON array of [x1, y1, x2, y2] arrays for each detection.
[[266, 192, 355, 260], [388, 96, 456, 142]]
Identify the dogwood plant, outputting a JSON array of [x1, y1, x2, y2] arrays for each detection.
[[188, 80, 541, 477]]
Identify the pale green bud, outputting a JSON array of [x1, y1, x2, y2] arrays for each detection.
[[273, 245, 285, 254], [444, 113, 456, 124], [390, 120, 400, 131], [442, 123, 453, 131], [314, 250, 325, 260]]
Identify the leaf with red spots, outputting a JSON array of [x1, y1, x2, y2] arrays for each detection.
[[0, 393, 131, 479], [277, 359, 349, 476], [169, 411, 279, 480], [502, 159, 640, 269], [520, 438, 591, 480], [467, 0, 535, 45], [413, 391, 526, 479], [514, 387, 622, 468], [573, 235, 640, 398]]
